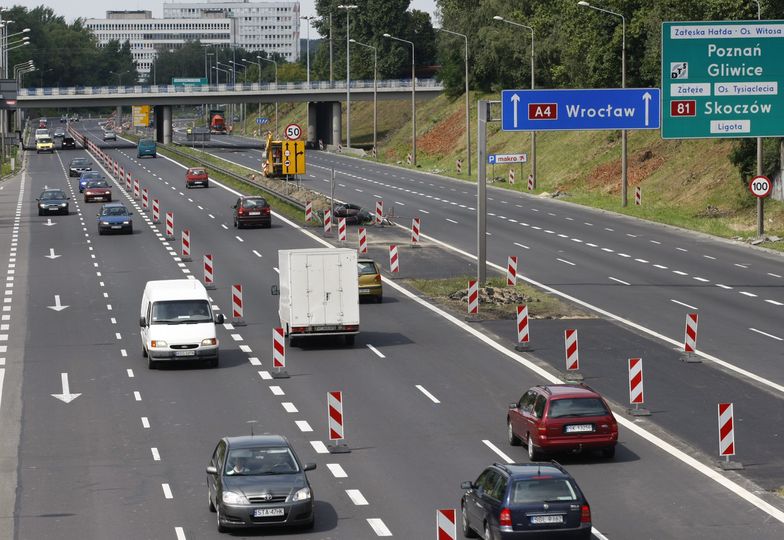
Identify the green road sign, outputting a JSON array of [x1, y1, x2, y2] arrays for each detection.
[[172, 77, 208, 86], [661, 20, 784, 139]]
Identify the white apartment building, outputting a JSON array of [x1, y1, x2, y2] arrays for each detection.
[[85, 10, 236, 80], [163, 1, 301, 62]]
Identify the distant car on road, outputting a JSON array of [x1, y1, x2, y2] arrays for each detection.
[[357, 258, 382, 302], [333, 203, 372, 225], [84, 179, 112, 203], [35, 136, 54, 154], [207, 435, 316, 533], [137, 138, 156, 158], [61, 136, 76, 149], [59, 115, 67, 123], [97, 202, 132, 235], [507, 384, 618, 460], [71, 114, 79, 122], [78, 171, 104, 192], [461, 462, 592, 539], [34, 128, 50, 141], [103, 130, 116, 141], [185, 167, 209, 188], [68, 157, 92, 177], [232, 196, 271, 228], [38, 118, 47, 128], [36, 188, 69, 216], [53, 128, 65, 139]]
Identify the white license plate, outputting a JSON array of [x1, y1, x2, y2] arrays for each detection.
[[111, 225, 122, 229], [531, 515, 563, 524], [249, 211, 261, 216], [315, 325, 336, 331], [253, 507, 284, 517], [359, 288, 370, 293], [565, 424, 593, 433], [48, 206, 60, 210], [174, 350, 195, 357]]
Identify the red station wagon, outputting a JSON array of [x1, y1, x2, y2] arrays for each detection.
[[507, 384, 618, 461], [185, 167, 209, 188]]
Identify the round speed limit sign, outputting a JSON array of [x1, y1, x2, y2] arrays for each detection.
[[284, 123, 302, 140], [749, 175, 772, 198]]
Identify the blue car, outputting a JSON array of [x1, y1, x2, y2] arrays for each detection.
[[79, 170, 105, 193], [97, 202, 133, 235]]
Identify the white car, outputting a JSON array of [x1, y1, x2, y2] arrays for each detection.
[[34, 128, 50, 141], [103, 130, 116, 141]]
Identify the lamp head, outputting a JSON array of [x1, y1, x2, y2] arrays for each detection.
[[383, 33, 391, 38], [493, 15, 504, 21], [578, 1, 590, 6]]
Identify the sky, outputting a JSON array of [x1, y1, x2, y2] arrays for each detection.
[[10, 0, 439, 35]]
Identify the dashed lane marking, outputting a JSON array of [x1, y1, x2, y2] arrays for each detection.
[[346, 489, 369, 505], [327, 463, 348, 478], [415, 385, 440, 404], [749, 328, 783, 341], [366, 344, 385, 358], [367, 518, 393, 536], [609, 277, 630, 286], [671, 299, 698, 310], [295, 420, 313, 432]]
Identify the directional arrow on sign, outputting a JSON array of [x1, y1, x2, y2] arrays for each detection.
[[43, 219, 56, 227], [51, 372, 81, 403], [47, 295, 69, 312], [45, 248, 61, 260], [511, 94, 520, 129], [643, 92, 652, 127]]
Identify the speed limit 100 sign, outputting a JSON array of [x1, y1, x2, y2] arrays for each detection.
[[749, 175, 772, 198], [284, 123, 302, 140]]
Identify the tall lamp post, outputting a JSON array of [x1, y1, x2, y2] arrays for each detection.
[[437, 27, 471, 176], [338, 5, 358, 148], [300, 15, 314, 87], [243, 57, 263, 134], [259, 55, 278, 137], [350, 38, 377, 157], [578, 1, 627, 206], [384, 33, 416, 166]]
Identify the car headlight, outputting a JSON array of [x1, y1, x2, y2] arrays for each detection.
[[291, 487, 311, 501], [101, 221, 110, 225], [39, 203, 46, 208], [60, 203, 67, 207], [122, 221, 130, 225], [201, 338, 217, 346], [150, 340, 167, 348], [222, 491, 249, 505]]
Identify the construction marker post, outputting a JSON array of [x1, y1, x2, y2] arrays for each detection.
[[389, 244, 400, 276], [152, 199, 160, 223], [305, 200, 313, 222], [635, 186, 642, 206], [203, 254, 216, 290], [358, 227, 367, 254], [272, 327, 289, 378], [506, 256, 518, 286], [165, 212, 174, 240], [338, 217, 347, 243], [231, 284, 246, 326], [466, 279, 480, 322], [527, 174, 534, 191], [133, 178, 140, 199], [126, 172, 132, 192], [718, 403, 743, 470], [375, 200, 384, 226], [682, 312, 700, 363], [142, 188, 149, 211], [514, 304, 530, 351], [180, 229, 192, 262], [323, 209, 332, 236], [456, 159, 462, 175], [327, 391, 350, 453], [627, 358, 650, 416], [508, 169, 515, 184], [562, 329, 583, 381], [411, 217, 421, 247], [437, 509, 457, 540]]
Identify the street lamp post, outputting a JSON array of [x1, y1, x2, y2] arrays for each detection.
[[338, 5, 358, 149], [329, 13, 334, 84], [438, 27, 471, 176], [243, 57, 264, 134], [350, 38, 377, 157], [384, 33, 416, 166], [578, 1, 627, 206], [300, 16, 314, 87], [258, 55, 278, 137]]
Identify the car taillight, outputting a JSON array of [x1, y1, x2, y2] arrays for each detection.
[[499, 508, 512, 527], [580, 504, 591, 523], [344, 325, 358, 331], [374, 275, 381, 284], [238, 207, 245, 215], [263, 207, 270, 214]]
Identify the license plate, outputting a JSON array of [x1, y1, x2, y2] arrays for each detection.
[[565, 424, 594, 433], [531, 515, 563, 524], [111, 225, 122, 229], [249, 211, 261, 216], [49, 206, 60, 210], [174, 350, 195, 357], [253, 507, 284, 517], [315, 325, 336, 331], [359, 288, 370, 293]]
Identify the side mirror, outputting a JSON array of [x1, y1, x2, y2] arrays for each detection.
[[270, 285, 280, 296], [129, 212, 133, 216], [206, 465, 218, 475], [304, 463, 316, 471], [232, 204, 237, 209], [67, 197, 71, 200], [461, 481, 474, 490], [509, 403, 518, 410], [139, 316, 146, 327], [214, 313, 225, 324], [96, 213, 100, 217], [35, 198, 39, 201]]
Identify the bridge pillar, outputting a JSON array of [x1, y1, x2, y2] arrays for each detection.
[[307, 102, 317, 147], [116, 106, 122, 128], [332, 102, 342, 147], [162, 106, 172, 145]]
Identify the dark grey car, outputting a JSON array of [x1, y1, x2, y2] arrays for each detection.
[[68, 157, 92, 177], [36, 189, 69, 215], [207, 435, 316, 533]]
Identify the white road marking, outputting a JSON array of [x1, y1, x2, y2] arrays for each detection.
[[716, 284, 732, 290], [151, 448, 160, 461], [586, 243, 598, 247], [270, 386, 285, 396], [367, 518, 393, 536], [127, 369, 134, 378], [601, 247, 613, 252], [671, 299, 699, 310], [162, 483, 173, 499], [482, 439, 514, 463], [347, 489, 369, 505], [556, 258, 575, 266], [765, 299, 783, 306], [239, 345, 252, 353], [221, 224, 228, 230], [282, 402, 298, 413], [258, 370, 272, 380], [141, 417, 150, 429], [446, 218, 458, 224], [739, 291, 758, 297], [618, 253, 631, 258], [734, 263, 748, 269], [327, 463, 348, 478], [626, 233, 637, 238], [676, 247, 688, 252], [249, 357, 261, 365], [703, 255, 717, 260], [634, 258, 649, 263], [295, 420, 313, 432], [208, 214, 215, 219], [673, 270, 688, 276], [418, 209, 430, 214], [693, 277, 710, 282], [310, 440, 329, 454], [253, 250, 262, 257], [650, 240, 661, 244], [120, 349, 127, 357], [513, 242, 530, 250], [749, 328, 783, 341], [604, 227, 614, 231], [115, 332, 122, 340], [609, 277, 630, 286], [653, 264, 668, 269], [235, 235, 244, 242], [134, 391, 141, 401], [366, 344, 385, 358], [415, 385, 440, 404], [768, 272, 782, 278], [231, 334, 243, 341]]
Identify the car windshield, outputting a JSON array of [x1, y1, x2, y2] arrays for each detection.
[[39, 138, 52, 144], [547, 398, 609, 419], [41, 191, 65, 200], [242, 198, 268, 209], [72, 159, 90, 167], [511, 478, 578, 504], [87, 180, 109, 188], [189, 168, 206, 175], [151, 300, 212, 324], [357, 261, 378, 275], [81, 172, 101, 181], [101, 206, 128, 216], [224, 446, 299, 476]]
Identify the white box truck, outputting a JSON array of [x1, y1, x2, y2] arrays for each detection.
[[277, 248, 359, 346]]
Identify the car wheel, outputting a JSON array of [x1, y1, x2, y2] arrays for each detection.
[[233, 219, 238, 229], [127, 226, 133, 235], [147, 356, 158, 370], [376, 295, 383, 304], [207, 357, 219, 369], [205, 182, 209, 188], [508, 421, 521, 446], [98, 230, 104, 235], [38, 209, 43, 216], [345, 334, 355, 346], [602, 445, 616, 459], [142, 346, 148, 358], [527, 433, 543, 461], [208, 489, 216, 512], [216, 506, 228, 533], [461, 503, 477, 538], [288, 335, 299, 348], [185, 184, 190, 189]]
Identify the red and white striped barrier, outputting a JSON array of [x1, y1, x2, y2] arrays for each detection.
[[125, 172, 132, 192], [323, 208, 332, 235], [389, 244, 399, 273], [358, 227, 367, 254], [231, 284, 245, 325], [133, 178, 140, 199], [152, 199, 160, 224], [372, 146, 377, 158], [527, 173, 534, 191], [113, 162, 118, 178], [507, 256, 518, 286], [467, 279, 478, 316], [338, 217, 347, 242], [375, 200, 383, 225], [318, 139, 324, 151], [165, 211, 174, 240], [181, 228, 192, 262], [337, 143, 343, 153], [119, 165, 124, 182], [516, 305, 529, 348], [328, 391, 345, 441], [272, 327, 286, 370], [684, 313, 698, 353], [411, 217, 420, 246], [142, 188, 149, 211], [437, 509, 456, 540], [635, 186, 642, 206], [456, 159, 462, 174], [406, 153, 412, 165], [203, 254, 215, 289], [564, 329, 579, 371], [718, 402, 735, 457], [305, 200, 313, 222], [508, 169, 516, 184]]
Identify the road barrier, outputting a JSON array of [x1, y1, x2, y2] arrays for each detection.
[[375, 200, 384, 225], [119, 165, 124, 183], [327, 391, 350, 453], [113, 162, 118, 178], [272, 327, 289, 378], [338, 217, 347, 242], [203, 254, 215, 290], [467, 279, 478, 316], [683, 312, 699, 362], [372, 146, 377, 158], [358, 227, 367, 254], [508, 169, 516, 184], [507, 256, 518, 286], [318, 139, 324, 151], [563, 329, 582, 380], [133, 178, 140, 199], [337, 143, 343, 153], [165, 212, 174, 240], [142, 188, 149, 211], [515, 304, 529, 351], [437, 509, 456, 540], [181, 229, 192, 262], [389, 244, 399, 273], [152, 199, 160, 224], [527, 174, 534, 191], [456, 159, 462, 174], [627, 358, 650, 416], [718, 403, 742, 470], [635, 186, 642, 206], [406, 153, 412, 165], [411, 217, 420, 247], [305, 200, 313, 222], [231, 284, 245, 326], [125, 172, 132, 192], [323, 209, 332, 235]]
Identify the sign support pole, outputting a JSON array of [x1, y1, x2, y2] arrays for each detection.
[[757, 139, 764, 238], [477, 100, 489, 285]]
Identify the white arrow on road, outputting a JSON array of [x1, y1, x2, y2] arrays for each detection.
[[51, 372, 81, 403], [511, 93, 521, 128], [642, 92, 652, 127], [43, 218, 56, 227], [45, 248, 61, 260], [47, 295, 69, 312]]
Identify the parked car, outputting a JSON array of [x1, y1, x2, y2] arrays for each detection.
[[79, 171, 104, 192], [333, 203, 372, 225], [461, 462, 592, 539], [35, 136, 54, 154], [61, 136, 76, 149], [137, 138, 156, 158], [507, 384, 618, 460], [357, 258, 382, 302], [207, 435, 316, 533], [36, 189, 69, 216], [185, 166, 209, 188], [68, 157, 92, 177], [103, 130, 117, 141], [83, 179, 112, 203], [232, 196, 271, 228], [97, 202, 132, 235]]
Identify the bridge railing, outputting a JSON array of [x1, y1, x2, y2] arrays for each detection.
[[20, 79, 443, 97]]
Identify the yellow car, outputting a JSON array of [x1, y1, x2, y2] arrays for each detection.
[[358, 258, 383, 303], [36, 136, 54, 154]]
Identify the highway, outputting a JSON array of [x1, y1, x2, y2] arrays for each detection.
[[0, 120, 781, 539]]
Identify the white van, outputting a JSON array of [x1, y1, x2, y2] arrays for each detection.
[[34, 128, 50, 141], [139, 279, 224, 368]]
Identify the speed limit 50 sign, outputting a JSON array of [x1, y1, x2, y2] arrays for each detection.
[[749, 175, 772, 198], [284, 123, 302, 140]]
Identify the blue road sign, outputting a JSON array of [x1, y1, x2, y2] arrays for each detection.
[[501, 89, 661, 131], [256, 117, 270, 125]]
